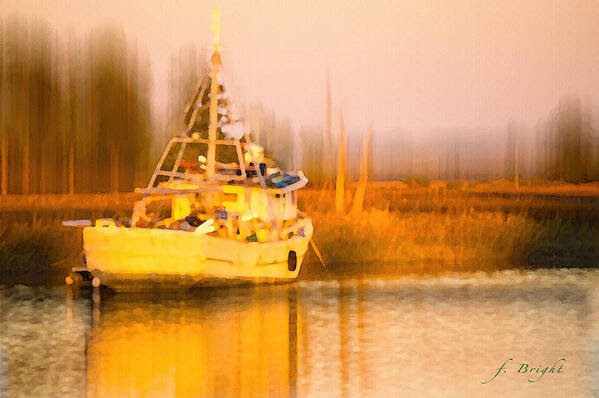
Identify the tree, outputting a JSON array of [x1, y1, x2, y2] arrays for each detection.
[[545, 97, 593, 183]]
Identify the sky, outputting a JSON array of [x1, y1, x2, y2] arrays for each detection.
[[2, 0, 599, 136]]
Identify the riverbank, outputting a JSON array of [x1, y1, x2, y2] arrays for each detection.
[[1, 181, 598, 284]]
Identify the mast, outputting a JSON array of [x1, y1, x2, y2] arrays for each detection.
[[207, 6, 222, 179]]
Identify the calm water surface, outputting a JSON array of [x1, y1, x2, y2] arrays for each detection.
[[1, 269, 599, 397]]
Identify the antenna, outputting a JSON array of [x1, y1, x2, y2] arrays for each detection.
[[211, 5, 221, 52]]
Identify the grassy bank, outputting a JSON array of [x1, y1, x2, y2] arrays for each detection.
[[1, 182, 598, 284], [310, 210, 599, 275], [0, 224, 81, 285]]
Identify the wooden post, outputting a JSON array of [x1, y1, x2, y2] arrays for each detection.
[[335, 112, 347, 214], [325, 72, 333, 180], [351, 123, 373, 214], [508, 123, 519, 189]]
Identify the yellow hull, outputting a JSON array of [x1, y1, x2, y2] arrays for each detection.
[[83, 222, 311, 291]]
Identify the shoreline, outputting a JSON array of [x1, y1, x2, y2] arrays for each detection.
[[1, 183, 598, 286]]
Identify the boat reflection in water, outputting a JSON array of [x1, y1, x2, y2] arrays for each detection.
[[86, 286, 299, 397], [2, 270, 599, 397]]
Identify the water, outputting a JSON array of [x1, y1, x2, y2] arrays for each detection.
[[1, 269, 599, 397]]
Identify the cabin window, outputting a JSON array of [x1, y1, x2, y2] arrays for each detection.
[[178, 143, 209, 174], [152, 174, 170, 188], [216, 144, 239, 164], [214, 144, 241, 175], [160, 143, 182, 171]]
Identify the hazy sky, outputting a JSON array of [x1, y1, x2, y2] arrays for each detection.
[[2, 0, 599, 135]]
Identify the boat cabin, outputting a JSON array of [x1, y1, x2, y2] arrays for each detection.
[[132, 135, 307, 243]]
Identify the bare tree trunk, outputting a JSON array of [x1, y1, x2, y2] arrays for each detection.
[[68, 142, 75, 194], [1, 136, 7, 194], [40, 48, 54, 194], [335, 111, 347, 214], [22, 33, 31, 195], [111, 144, 119, 193], [437, 144, 442, 180], [454, 135, 460, 181], [60, 99, 68, 193], [125, 51, 133, 191], [22, 86, 30, 195], [352, 124, 373, 214], [22, 136, 29, 194], [0, 20, 6, 195], [514, 136, 520, 189]]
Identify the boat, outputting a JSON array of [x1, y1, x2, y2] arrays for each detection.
[[65, 8, 313, 291]]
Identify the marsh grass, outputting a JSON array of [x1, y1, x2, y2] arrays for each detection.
[[302, 182, 599, 273], [0, 182, 598, 284], [0, 223, 81, 284], [310, 209, 598, 270]]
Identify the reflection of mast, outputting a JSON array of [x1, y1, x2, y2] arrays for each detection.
[[207, 5, 221, 179]]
